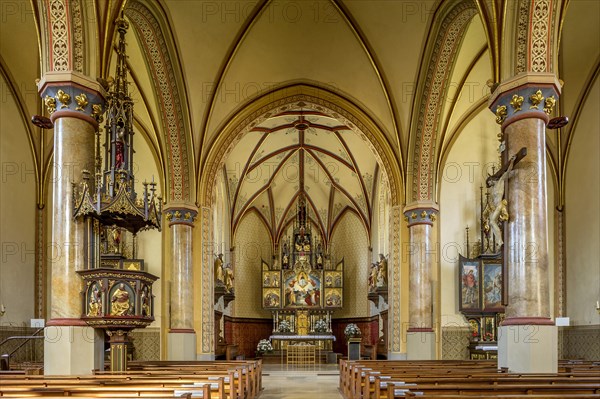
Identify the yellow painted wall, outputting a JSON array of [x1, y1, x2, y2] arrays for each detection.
[[0, 75, 36, 326], [439, 110, 499, 327], [133, 130, 162, 328], [233, 212, 272, 319], [565, 76, 600, 326], [330, 211, 369, 318]]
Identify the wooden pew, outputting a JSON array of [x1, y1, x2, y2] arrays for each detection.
[[0, 359, 265, 399], [124, 360, 261, 398], [339, 359, 600, 399]]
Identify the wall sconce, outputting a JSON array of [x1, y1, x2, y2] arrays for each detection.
[[0, 304, 5, 316], [596, 301, 600, 314]]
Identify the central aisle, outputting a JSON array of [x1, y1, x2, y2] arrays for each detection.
[[260, 364, 342, 399]]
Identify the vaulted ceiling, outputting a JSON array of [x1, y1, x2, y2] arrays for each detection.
[[0, 0, 596, 213], [224, 107, 380, 243]]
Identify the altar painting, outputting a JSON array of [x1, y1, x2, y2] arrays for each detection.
[[263, 288, 281, 308], [283, 269, 322, 307], [324, 288, 342, 308], [263, 271, 280, 288], [324, 271, 342, 288], [482, 261, 503, 311], [459, 255, 480, 312]]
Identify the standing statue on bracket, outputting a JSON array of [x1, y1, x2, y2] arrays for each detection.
[[223, 264, 235, 293], [368, 262, 379, 291], [486, 155, 516, 248], [376, 254, 388, 287], [214, 253, 225, 286]]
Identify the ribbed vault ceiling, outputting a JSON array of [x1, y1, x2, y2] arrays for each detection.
[[224, 107, 379, 243]]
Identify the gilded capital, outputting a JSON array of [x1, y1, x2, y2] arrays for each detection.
[[403, 202, 439, 227], [164, 205, 198, 227], [38, 72, 106, 128], [488, 73, 561, 129]]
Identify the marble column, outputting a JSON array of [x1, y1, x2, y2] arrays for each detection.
[[489, 73, 561, 373], [38, 73, 106, 375], [404, 203, 438, 360], [165, 206, 197, 360]]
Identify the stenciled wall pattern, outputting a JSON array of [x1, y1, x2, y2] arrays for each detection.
[[233, 212, 272, 319], [561, 326, 600, 361], [330, 212, 369, 319], [442, 327, 470, 360], [130, 328, 160, 361]]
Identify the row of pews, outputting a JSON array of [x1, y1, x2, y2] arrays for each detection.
[[340, 359, 600, 398], [0, 359, 262, 398]]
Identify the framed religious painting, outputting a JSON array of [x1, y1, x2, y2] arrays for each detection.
[[481, 259, 504, 312], [458, 255, 481, 312], [262, 288, 281, 309]]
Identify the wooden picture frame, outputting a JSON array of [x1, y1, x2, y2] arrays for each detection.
[[459, 255, 481, 312], [481, 260, 504, 312]]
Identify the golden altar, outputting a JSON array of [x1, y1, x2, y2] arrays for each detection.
[[269, 334, 336, 351]]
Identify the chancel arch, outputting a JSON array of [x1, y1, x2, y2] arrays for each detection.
[[198, 83, 405, 358]]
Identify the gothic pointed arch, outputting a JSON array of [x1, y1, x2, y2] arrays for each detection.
[[199, 83, 402, 210], [407, 0, 479, 203], [125, 0, 194, 203]]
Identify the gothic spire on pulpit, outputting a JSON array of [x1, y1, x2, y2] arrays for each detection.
[[72, 16, 162, 235]]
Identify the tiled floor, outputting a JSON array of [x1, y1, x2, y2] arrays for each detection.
[[259, 364, 343, 398]]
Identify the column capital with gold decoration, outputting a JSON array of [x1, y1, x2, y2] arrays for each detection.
[[403, 202, 439, 227], [37, 71, 106, 129], [164, 203, 198, 227], [489, 72, 562, 129]]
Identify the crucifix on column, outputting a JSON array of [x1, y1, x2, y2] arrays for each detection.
[[485, 147, 527, 306]]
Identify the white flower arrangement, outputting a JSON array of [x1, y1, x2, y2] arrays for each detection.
[[256, 339, 273, 353], [344, 323, 361, 339], [314, 318, 328, 333], [278, 319, 292, 333]]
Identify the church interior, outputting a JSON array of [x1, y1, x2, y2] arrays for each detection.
[[0, 0, 599, 397]]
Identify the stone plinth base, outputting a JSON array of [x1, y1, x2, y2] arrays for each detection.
[[498, 324, 557, 373], [44, 326, 104, 375], [387, 352, 407, 360], [197, 353, 216, 361], [168, 331, 196, 360], [406, 330, 436, 360]]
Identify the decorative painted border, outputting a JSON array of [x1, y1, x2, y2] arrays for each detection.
[[70, 0, 84, 73], [555, 209, 565, 316], [201, 206, 214, 354], [515, 0, 530, 74], [529, 0, 553, 73], [35, 208, 46, 319], [47, 0, 71, 72], [389, 206, 402, 353], [411, 2, 477, 202], [126, 1, 191, 202]]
